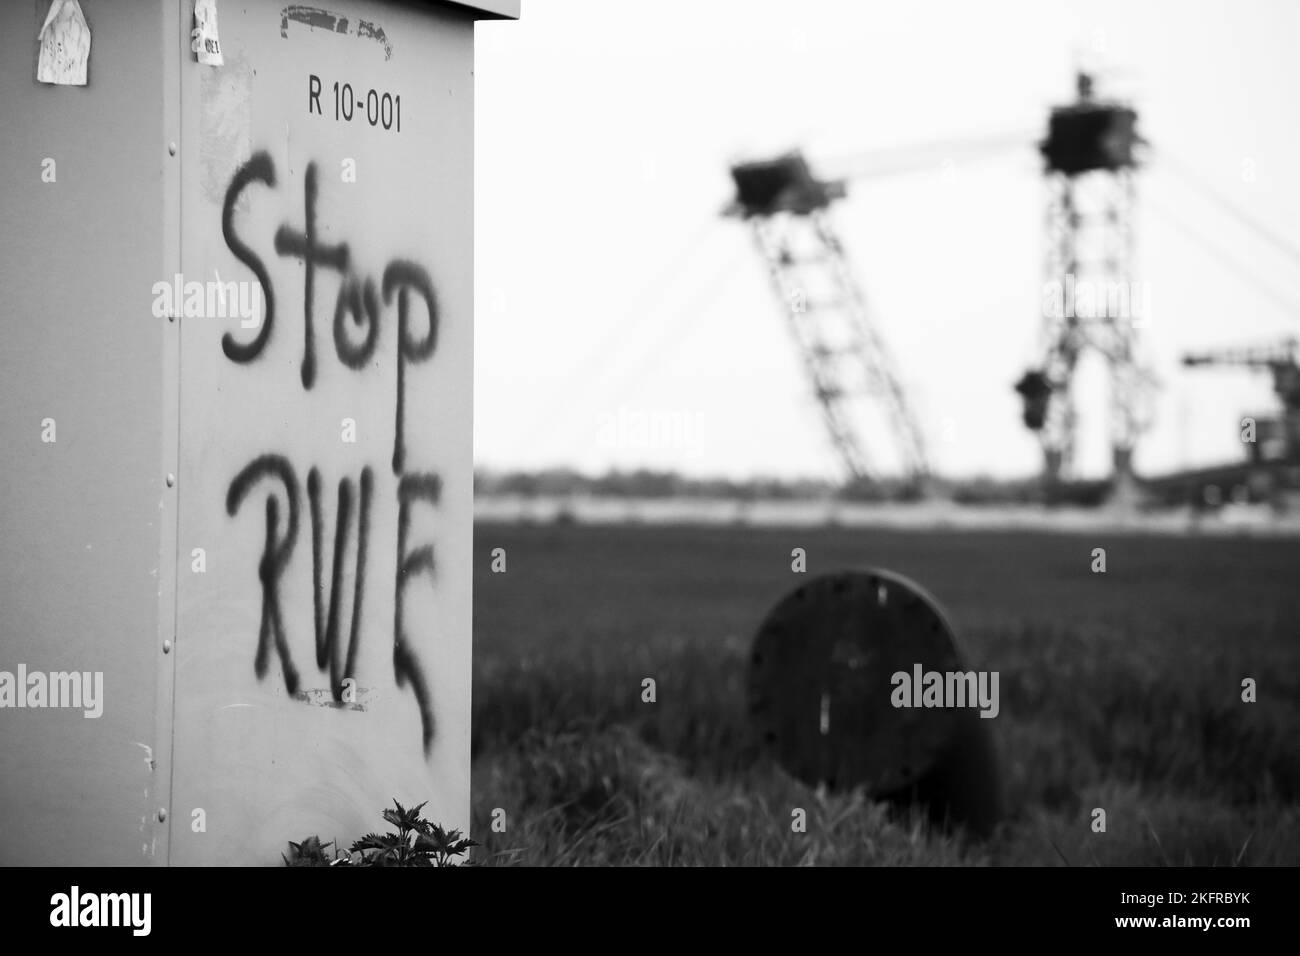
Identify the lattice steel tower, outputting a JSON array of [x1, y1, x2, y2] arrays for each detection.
[[1015, 72, 1153, 486], [725, 152, 929, 486]]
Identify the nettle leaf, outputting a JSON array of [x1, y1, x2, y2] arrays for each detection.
[[283, 834, 334, 866], [413, 833, 443, 852], [351, 832, 401, 852], [413, 828, 477, 864], [383, 798, 430, 833], [300, 836, 331, 857]]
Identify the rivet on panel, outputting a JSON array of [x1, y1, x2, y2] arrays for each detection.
[[157, 808, 167, 822], [163, 639, 172, 654], [166, 474, 175, 487], [168, 142, 177, 156]]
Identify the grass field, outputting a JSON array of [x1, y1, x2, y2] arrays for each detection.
[[469, 521, 1300, 865]]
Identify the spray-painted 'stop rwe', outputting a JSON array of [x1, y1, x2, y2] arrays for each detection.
[[0, 0, 516, 866]]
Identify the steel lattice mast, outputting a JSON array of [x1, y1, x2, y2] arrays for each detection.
[[725, 152, 929, 486], [1016, 72, 1153, 487]]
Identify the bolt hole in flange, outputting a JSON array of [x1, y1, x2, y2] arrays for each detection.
[[747, 568, 1003, 838]]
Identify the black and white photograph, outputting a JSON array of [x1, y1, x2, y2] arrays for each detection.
[[0, 0, 1295, 937]]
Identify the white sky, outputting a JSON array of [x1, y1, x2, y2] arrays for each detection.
[[473, 0, 1300, 481]]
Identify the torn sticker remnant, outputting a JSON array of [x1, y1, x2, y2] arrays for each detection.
[[280, 5, 392, 60], [37, 0, 91, 86], [192, 0, 225, 67]]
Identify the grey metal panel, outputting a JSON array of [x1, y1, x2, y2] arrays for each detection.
[[168, 0, 475, 864], [0, 0, 478, 867], [0, 0, 170, 865]]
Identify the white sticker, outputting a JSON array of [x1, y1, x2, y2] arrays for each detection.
[[37, 1, 91, 86], [192, 0, 225, 67]]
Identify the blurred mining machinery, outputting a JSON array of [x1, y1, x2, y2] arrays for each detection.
[[1163, 338, 1300, 510], [1015, 72, 1156, 501], [722, 71, 1299, 512], [724, 74, 1158, 502], [723, 152, 930, 494]]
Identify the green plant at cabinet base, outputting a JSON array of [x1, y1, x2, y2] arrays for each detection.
[[283, 799, 477, 867]]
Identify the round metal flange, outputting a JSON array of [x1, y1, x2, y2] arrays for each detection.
[[748, 568, 967, 796]]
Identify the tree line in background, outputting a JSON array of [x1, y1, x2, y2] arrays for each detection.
[[472, 468, 1094, 505]]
